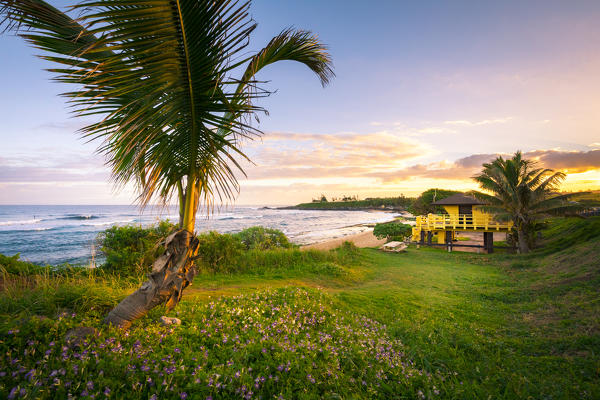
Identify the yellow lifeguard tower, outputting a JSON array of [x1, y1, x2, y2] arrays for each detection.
[[411, 193, 513, 253]]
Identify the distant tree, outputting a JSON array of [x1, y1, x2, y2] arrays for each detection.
[[409, 189, 461, 215], [473, 151, 576, 253], [320, 194, 328, 202]]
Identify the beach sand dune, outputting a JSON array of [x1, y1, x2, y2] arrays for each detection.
[[301, 230, 386, 251]]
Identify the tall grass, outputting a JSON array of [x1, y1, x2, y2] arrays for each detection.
[[213, 242, 361, 276], [0, 255, 141, 316]]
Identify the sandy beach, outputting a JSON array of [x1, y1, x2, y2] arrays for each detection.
[[301, 229, 386, 251]]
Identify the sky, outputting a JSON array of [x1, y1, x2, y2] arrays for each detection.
[[1, 0, 600, 205]]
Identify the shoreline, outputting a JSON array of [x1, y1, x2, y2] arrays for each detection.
[[300, 228, 386, 251], [1, 206, 401, 265], [290, 210, 404, 247]]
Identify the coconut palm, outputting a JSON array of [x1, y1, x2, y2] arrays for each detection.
[[472, 151, 574, 253], [1, 0, 334, 328]]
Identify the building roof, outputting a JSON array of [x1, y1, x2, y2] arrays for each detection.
[[431, 193, 486, 206]]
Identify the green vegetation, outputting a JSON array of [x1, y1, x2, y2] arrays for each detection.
[[192, 230, 359, 276], [97, 224, 299, 275], [473, 151, 576, 253], [1, 217, 598, 398], [233, 226, 294, 251], [97, 221, 177, 276], [569, 190, 600, 208], [372, 221, 413, 242], [293, 195, 414, 210], [408, 188, 462, 215]]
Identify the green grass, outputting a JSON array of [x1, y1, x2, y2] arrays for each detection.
[[0, 217, 598, 398]]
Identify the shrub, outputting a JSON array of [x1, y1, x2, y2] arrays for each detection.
[[97, 221, 177, 276], [195, 231, 245, 272], [194, 233, 359, 276], [233, 226, 293, 250], [0, 253, 45, 275], [373, 222, 413, 242]]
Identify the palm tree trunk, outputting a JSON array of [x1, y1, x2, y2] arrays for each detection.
[[177, 180, 185, 229], [105, 177, 200, 329], [104, 229, 200, 329], [517, 229, 530, 254]]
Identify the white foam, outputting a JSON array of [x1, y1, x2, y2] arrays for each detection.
[[82, 219, 135, 226], [0, 219, 42, 226]]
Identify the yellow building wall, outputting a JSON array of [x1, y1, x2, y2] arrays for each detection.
[[443, 205, 491, 218], [443, 205, 459, 215], [436, 231, 446, 244], [472, 205, 489, 219]]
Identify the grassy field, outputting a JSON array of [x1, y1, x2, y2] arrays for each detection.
[[1, 218, 598, 398]]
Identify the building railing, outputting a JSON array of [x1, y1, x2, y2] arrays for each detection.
[[415, 213, 513, 231]]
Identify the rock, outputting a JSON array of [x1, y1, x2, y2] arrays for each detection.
[[65, 326, 98, 347], [159, 316, 182, 326]]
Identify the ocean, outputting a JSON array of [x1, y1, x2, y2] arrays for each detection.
[[0, 205, 399, 265]]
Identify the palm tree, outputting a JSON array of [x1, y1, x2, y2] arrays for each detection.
[[1, 0, 334, 328], [472, 151, 574, 253]]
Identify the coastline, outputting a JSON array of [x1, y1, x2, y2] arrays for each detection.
[[300, 228, 386, 251], [275, 205, 405, 212], [0, 205, 399, 265]]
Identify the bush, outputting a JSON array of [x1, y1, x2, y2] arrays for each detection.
[[97, 221, 177, 276], [0, 253, 45, 275], [194, 232, 359, 276], [373, 222, 413, 241], [233, 226, 293, 250], [195, 231, 245, 272]]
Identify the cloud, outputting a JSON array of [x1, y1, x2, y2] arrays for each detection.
[[0, 154, 110, 183], [239, 130, 600, 193], [443, 117, 513, 126], [368, 149, 600, 183], [241, 131, 433, 181], [527, 149, 600, 173], [32, 120, 91, 132]]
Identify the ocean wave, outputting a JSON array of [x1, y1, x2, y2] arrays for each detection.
[[216, 214, 262, 220], [0, 226, 57, 233], [0, 219, 42, 226], [56, 214, 101, 220], [81, 218, 135, 226]]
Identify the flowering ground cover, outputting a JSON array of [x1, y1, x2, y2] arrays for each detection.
[[0, 288, 442, 399]]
